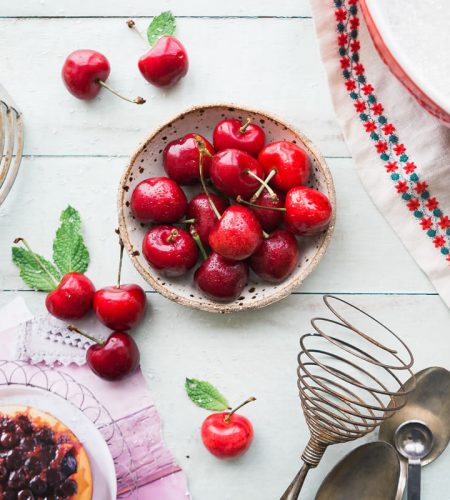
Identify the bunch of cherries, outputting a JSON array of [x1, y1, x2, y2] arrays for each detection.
[[130, 118, 332, 302]]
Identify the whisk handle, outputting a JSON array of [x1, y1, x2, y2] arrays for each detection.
[[280, 463, 310, 500]]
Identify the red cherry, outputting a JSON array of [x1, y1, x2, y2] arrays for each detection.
[[201, 399, 255, 459], [284, 186, 332, 236], [209, 206, 263, 261], [46, 272, 95, 320], [250, 230, 299, 283], [86, 331, 140, 381], [195, 253, 248, 302], [187, 194, 229, 247], [163, 134, 214, 185], [213, 119, 265, 157], [62, 50, 110, 100], [142, 225, 198, 276], [258, 141, 310, 192], [138, 36, 188, 87], [250, 189, 285, 232], [93, 284, 146, 331], [130, 177, 187, 223], [210, 149, 265, 200], [62, 49, 145, 104]]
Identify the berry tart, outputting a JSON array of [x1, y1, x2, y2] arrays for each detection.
[[0, 405, 92, 499]]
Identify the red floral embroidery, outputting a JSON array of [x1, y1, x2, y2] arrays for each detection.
[[381, 123, 395, 135], [376, 141, 388, 153], [338, 33, 348, 46], [414, 181, 428, 193], [354, 100, 366, 112], [345, 80, 356, 91], [393, 143, 406, 155], [439, 216, 450, 229], [335, 8, 347, 22], [364, 121, 376, 133], [426, 197, 439, 210], [361, 83, 374, 95], [396, 181, 408, 193], [353, 63, 365, 75], [371, 103, 384, 115], [407, 199, 420, 211], [420, 218, 433, 230], [385, 162, 397, 173], [340, 57, 351, 69], [350, 40, 360, 52], [433, 236, 446, 248], [349, 16, 360, 29], [403, 162, 416, 174]]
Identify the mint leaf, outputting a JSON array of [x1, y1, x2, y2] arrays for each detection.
[[53, 206, 89, 275], [147, 11, 176, 46], [12, 247, 60, 292], [185, 378, 230, 411]]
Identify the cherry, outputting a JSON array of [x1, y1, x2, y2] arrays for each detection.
[[163, 133, 214, 185], [213, 118, 265, 157], [250, 189, 284, 232], [209, 205, 263, 261], [210, 149, 265, 200], [142, 225, 198, 276], [45, 272, 95, 320], [130, 177, 188, 223], [284, 186, 332, 236], [195, 253, 248, 302], [69, 326, 140, 381], [201, 397, 255, 459], [187, 193, 229, 247], [250, 229, 299, 283], [258, 140, 310, 192], [93, 239, 146, 330], [62, 49, 145, 104], [138, 36, 188, 88]]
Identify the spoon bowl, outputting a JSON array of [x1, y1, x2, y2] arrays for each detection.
[[394, 421, 434, 461]]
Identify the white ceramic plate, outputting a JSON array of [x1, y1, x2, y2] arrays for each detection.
[[0, 385, 117, 500], [118, 104, 336, 313]]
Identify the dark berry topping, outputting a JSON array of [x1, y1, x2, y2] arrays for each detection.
[[24, 456, 42, 476], [17, 490, 34, 500], [0, 464, 8, 482], [7, 468, 27, 489], [38, 445, 56, 465], [56, 479, 77, 497], [60, 453, 77, 479], [5, 450, 23, 470], [35, 428, 54, 445], [46, 468, 63, 486], [19, 436, 36, 452], [1, 432, 19, 449], [16, 416, 33, 435], [29, 475, 47, 495]]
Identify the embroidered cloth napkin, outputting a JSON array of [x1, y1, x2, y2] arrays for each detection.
[[0, 297, 190, 499], [310, 0, 450, 306]]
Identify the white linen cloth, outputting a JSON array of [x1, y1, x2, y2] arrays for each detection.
[[310, 0, 450, 306]]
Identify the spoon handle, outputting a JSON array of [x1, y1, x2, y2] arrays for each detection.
[[407, 459, 421, 500], [280, 463, 310, 500]]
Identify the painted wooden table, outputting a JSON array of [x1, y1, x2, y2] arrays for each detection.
[[0, 1, 449, 499]]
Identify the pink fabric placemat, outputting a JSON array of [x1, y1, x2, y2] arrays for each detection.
[[0, 297, 190, 499]]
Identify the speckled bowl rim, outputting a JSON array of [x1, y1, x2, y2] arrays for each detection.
[[118, 103, 336, 313]]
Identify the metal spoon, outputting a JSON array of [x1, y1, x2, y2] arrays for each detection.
[[315, 442, 401, 500], [394, 420, 433, 500]]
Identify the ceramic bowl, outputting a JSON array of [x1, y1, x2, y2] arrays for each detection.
[[118, 104, 336, 313]]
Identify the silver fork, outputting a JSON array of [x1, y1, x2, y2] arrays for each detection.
[[0, 84, 24, 206]]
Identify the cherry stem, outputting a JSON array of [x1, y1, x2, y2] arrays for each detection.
[[190, 227, 208, 260], [13, 237, 59, 288], [239, 117, 252, 134], [236, 196, 286, 212], [180, 218, 196, 224], [250, 168, 278, 203], [68, 325, 103, 345], [195, 136, 221, 220], [262, 230, 269, 239], [166, 228, 179, 243], [224, 397, 257, 423], [97, 80, 145, 105], [117, 237, 125, 289], [126, 19, 149, 45]]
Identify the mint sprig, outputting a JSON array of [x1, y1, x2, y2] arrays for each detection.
[[12, 206, 90, 291], [185, 378, 231, 411], [147, 11, 176, 46], [53, 206, 89, 275]]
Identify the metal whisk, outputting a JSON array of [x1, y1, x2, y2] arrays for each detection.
[[281, 295, 415, 500], [0, 84, 24, 206]]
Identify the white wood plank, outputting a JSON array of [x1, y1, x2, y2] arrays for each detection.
[[0, 292, 448, 500], [0, 156, 435, 294], [0, 0, 310, 18], [0, 17, 346, 157]]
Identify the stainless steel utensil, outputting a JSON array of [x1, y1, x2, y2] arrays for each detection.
[[315, 441, 401, 500], [0, 84, 24, 206], [394, 420, 433, 500], [280, 295, 415, 500]]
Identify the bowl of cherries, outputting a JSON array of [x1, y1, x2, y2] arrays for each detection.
[[118, 104, 335, 313]]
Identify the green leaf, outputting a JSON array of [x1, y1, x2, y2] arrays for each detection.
[[147, 11, 176, 46], [185, 378, 230, 411], [53, 206, 90, 275], [12, 247, 61, 292]]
